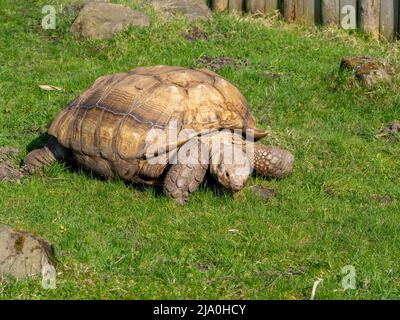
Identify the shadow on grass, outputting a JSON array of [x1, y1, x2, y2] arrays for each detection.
[[24, 136, 252, 200], [26, 133, 51, 152]]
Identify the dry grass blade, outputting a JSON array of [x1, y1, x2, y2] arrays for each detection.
[[39, 84, 64, 91]]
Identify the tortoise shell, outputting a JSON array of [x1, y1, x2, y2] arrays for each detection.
[[48, 65, 267, 162]]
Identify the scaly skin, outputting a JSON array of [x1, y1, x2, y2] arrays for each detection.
[[22, 132, 294, 205], [163, 138, 208, 204], [163, 162, 208, 205], [201, 131, 294, 179], [163, 132, 294, 204], [252, 143, 294, 178], [23, 137, 70, 174]]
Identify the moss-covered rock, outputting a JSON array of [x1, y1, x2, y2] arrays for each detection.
[[340, 56, 394, 88], [0, 225, 56, 280], [70, 2, 150, 39]]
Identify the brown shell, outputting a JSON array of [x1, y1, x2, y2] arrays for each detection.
[[48, 65, 267, 162]]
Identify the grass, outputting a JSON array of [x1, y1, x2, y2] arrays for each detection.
[[0, 0, 400, 299]]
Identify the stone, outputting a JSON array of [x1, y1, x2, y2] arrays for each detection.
[[0, 225, 56, 280], [70, 2, 150, 39], [340, 56, 394, 88], [147, 0, 211, 21]]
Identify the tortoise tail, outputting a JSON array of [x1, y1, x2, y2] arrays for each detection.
[[23, 137, 69, 174]]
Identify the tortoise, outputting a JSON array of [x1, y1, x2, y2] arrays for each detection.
[[24, 65, 294, 204]]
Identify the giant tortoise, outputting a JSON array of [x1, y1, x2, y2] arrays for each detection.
[[24, 66, 294, 204]]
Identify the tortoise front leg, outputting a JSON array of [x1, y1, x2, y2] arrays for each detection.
[[163, 163, 208, 205], [253, 143, 294, 178], [163, 138, 209, 205]]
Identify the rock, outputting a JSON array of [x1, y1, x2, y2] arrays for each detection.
[[70, 2, 150, 39], [0, 225, 56, 279], [147, 0, 211, 21], [340, 56, 394, 88], [0, 147, 23, 182], [248, 186, 277, 201]]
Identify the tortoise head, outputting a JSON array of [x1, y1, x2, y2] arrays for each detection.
[[210, 143, 250, 192]]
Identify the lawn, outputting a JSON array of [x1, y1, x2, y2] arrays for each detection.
[[0, 0, 399, 299]]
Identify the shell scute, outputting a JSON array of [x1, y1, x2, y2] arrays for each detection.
[[49, 66, 267, 163]]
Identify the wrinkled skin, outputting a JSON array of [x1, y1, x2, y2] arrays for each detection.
[[213, 163, 250, 192]]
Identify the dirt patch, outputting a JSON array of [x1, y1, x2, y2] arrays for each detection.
[[0, 147, 20, 160], [196, 261, 213, 271], [195, 55, 249, 71], [248, 185, 277, 201], [376, 120, 400, 139], [182, 26, 208, 41], [370, 194, 393, 205], [0, 147, 23, 182], [260, 71, 284, 80], [323, 186, 336, 197], [260, 265, 307, 277]]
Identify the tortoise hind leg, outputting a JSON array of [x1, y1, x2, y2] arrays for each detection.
[[23, 137, 70, 174]]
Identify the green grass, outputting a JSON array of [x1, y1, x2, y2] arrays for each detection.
[[1, 0, 400, 299]]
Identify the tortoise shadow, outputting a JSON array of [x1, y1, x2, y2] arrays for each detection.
[[25, 136, 244, 200], [26, 133, 51, 152], [122, 172, 230, 200]]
